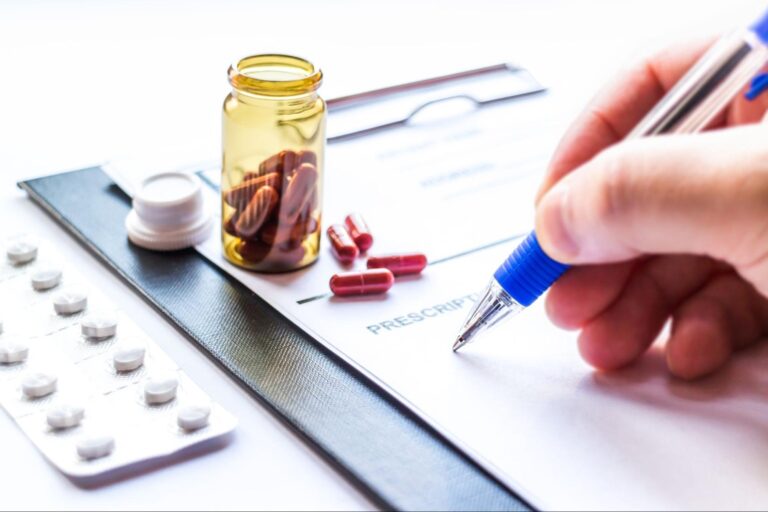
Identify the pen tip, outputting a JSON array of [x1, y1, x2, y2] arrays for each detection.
[[452, 336, 467, 352]]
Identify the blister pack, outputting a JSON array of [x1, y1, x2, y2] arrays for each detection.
[[0, 234, 237, 484]]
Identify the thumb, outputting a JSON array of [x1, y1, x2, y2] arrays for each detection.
[[535, 124, 768, 271]]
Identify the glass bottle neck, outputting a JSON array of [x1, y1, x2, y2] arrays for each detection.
[[230, 88, 319, 108]]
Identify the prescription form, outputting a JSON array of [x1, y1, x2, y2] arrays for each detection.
[[112, 76, 768, 510]]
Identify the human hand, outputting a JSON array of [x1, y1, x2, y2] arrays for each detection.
[[534, 37, 768, 380]]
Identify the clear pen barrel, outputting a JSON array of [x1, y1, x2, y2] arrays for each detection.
[[629, 28, 768, 139]]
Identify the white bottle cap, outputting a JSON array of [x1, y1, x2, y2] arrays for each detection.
[[125, 172, 213, 251]]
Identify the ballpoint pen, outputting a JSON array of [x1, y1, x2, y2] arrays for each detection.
[[453, 8, 768, 351]]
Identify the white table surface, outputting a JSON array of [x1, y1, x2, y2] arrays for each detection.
[[0, 0, 761, 509]]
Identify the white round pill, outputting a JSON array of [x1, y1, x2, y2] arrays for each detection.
[[31, 269, 62, 291], [81, 315, 117, 339], [112, 345, 145, 372], [21, 372, 57, 398], [144, 375, 178, 405], [47, 403, 85, 429], [76, 434, 115, 460], [177, 404, 211, 431], [7, 242, 37, 264], [53, 290, 88, 315], [0, 339, 29, 364]]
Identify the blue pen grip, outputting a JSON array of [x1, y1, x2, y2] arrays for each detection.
[[493, 231, 570, 307]]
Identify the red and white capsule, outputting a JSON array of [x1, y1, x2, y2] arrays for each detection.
[[327, 224, 358, 264], [344, 213, 373, 252], [329, 269, 394, 296], [367, 253, 427, 276]]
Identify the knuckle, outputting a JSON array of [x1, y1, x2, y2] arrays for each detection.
[[737, 253, 768, 299], [717, 131, 768, 265], [667, 357, 705, 381], [590, 144, 636, 225]]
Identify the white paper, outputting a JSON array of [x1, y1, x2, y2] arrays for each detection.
[[114, 87, 768, 510]]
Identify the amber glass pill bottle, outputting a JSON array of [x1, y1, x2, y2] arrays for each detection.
[[222, 54, 326, 272]]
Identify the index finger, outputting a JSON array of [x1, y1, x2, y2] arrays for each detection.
[[535, 36, 716, 203]]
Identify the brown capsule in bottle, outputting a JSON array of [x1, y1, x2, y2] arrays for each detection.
[[260, 196, 316, 245], [286, 215, 319, 248], [292, 199, 318, 237], [258, 150, 297, 176], [243, 169, 277, 183], [367, 253, 427, 276], [290, 188, 318, 237], [327, 224, 358, 264], [304, 187, 319, 212], [235, 185, 279, 238], [257, 221, 282, 246], [344, 213, 373, 252], [296, 150, 317, 168], [261, 223, 295, 248], [224, 172, 281, 210], [237, 240, 271, 263], [281, 163, 318, 223], [260, 214, 319, 248], [257, 153, 281, 175], [298, 215, 319, 238], [280, 150, 298, 180], [223, 213, 239, 237], [271, 244, 306, 268], [329, 269, 395, 297]]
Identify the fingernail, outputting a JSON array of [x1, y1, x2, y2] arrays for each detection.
[[537, 183, 580, 260]]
